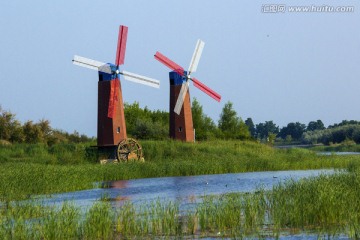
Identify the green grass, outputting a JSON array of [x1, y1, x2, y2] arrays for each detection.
[[310, 143, 360, 153], [1, 140, 360, 201], [3, 168, 360, 239]]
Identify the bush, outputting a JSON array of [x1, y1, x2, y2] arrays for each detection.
[[303, 124, 360, 145]]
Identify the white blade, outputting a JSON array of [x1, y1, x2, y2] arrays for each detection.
[[188, 39, 205, 74], [72, 55, 112, 74], [174, 81, 189, 115], [120, 70, 160, 88]]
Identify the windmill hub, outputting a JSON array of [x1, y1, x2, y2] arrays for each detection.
[[182, 71, 189, 82]]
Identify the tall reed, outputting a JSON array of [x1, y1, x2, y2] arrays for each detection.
[[2, 168, 360, 239]]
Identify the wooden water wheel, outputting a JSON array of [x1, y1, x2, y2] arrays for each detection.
[[116, 138, 144, 162]]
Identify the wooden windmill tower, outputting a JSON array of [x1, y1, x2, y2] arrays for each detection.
[[154, 40, 221, 142], [73, 25, 160, 161]]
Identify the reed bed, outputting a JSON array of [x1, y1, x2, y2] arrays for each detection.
[[3, 168, 360, 239], [1, 141, 360, 202]]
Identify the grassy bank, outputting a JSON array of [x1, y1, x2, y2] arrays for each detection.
[[309, 143, 360, 153], [1, 140, 360, 201], [2, 169, 360, 239]]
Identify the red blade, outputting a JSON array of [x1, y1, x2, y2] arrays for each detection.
[[192, 77, 221, 102], [154, 51, 184, 76], [115, 25, 128, 66], [108, 79, 120, 118]]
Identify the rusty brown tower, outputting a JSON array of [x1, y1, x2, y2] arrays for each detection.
[[169, 71, 194, 141], [97, 78, 126, 146]]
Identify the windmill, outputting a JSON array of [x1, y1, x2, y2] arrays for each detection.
[[154, 40, 221, 142], [72, 25, 160, 162]]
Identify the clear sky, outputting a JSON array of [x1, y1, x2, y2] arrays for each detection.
[[1, 1, 359, 137]]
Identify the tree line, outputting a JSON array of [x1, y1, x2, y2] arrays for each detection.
[[0, 106, 93, 145], [124, 100, 252, 141], [125, 100, 360, 145], [1, 102, 360, 145], [244, 118, 360, 145]]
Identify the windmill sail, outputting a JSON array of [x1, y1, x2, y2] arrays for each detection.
[[192, 77, 221, 102], [115, 25, 128, 66], [174, 82, 190, 115], [72, 55, 112, 74], [120, 70, 160, 88], [154, 52, 184, 76], [188, 39, 205, 74]]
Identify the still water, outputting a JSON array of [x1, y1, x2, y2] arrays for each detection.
[[41, 169, 334, 208], [36, 169, 343, 239]]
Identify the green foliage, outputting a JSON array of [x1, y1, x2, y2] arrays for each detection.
[[5, 170, 360, 238], [1, 140, 358, 202], [268, 170, 360, 238], [191, 98, 217, 140], [245, 117, 256, 137], [303, 124, 360, 145], [278, 122, 306, 141], [328, 120, 360, 129], [0, 107, 93, 145], [255, 121, 279, 140], [218, 101, 251, 140], [307, 120, 325, 131], [124, 102, 168, 140], [23, 120, 44, 143], [0, 107, 24, 142]]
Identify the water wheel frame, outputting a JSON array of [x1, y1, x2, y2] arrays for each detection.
[[116, 138, 144, 162]]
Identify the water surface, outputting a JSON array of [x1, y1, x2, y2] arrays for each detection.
[[41, 169, 334, 208]]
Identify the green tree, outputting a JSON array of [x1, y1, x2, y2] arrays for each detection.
[[329, 120, 360, 129], [218, 101, 250, 139], [124, 102, 146, 134], [307, 120, 325, 131], [245, 118, 256, 137], [23, 120, 43, 143], [191, 98, 216, 140], [256, 121, 279, 140], [0, 107, 24, 142], [238, 119, 251, 140], [132, 119, 167, 140], [124, 102, 168, 140], [278, 122, 306, 141]]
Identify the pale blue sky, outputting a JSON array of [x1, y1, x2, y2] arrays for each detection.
[[0, 1, 359, 136]]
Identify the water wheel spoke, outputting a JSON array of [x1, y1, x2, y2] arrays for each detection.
[[116, 138, 143, 162]]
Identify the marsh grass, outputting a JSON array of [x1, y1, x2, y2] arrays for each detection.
[[310, 143, 360, 153], [1, 141, 360, 202], [3, 168, 360, 239]]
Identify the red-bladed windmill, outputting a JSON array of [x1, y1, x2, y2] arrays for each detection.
[[72, 25, 160, 162], [154, 40, 221, 142]]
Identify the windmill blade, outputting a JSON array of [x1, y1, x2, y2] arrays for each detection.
[[73, 55, 112, 74], [192, 77, 221, 102], [188, 39, 205, 74], [120, 70, 160, 88], [174, 81, 189, 115], [115, 25, 128, 66], [154, 51, 184, 76]]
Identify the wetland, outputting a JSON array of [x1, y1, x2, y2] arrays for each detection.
[[2, 140, 360, 238]]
